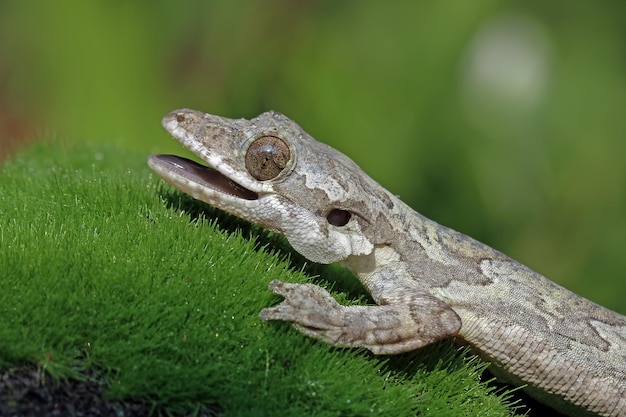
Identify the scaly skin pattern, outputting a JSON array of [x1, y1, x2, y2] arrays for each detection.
[[148, 109, 626, 417]]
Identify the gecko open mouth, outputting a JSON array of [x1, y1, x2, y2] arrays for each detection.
[[149, 154, 259, 201]]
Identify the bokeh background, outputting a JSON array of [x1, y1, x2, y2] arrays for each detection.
[[1, 0, 625, 313]]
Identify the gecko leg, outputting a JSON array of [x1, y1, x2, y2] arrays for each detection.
[[260, 280, 461, 355]]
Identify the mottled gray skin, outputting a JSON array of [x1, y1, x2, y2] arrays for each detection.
[[148, 109, 626, 417]]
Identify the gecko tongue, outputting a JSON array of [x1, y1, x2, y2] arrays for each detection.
[[149, 154, 258, 200]]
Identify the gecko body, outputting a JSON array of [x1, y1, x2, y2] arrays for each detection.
[[148, 109, 626, 417]]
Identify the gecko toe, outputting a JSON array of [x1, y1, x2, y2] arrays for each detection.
[[267, 279, 289, 293], [260, 304, 295, 321]]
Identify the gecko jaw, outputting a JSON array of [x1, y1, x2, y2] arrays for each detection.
[[148, 154, 259, 201]]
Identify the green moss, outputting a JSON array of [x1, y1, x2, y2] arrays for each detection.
[[0, 142, 519, 416]]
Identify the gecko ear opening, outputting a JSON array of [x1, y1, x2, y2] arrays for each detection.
[[326, 209, 351, 227]]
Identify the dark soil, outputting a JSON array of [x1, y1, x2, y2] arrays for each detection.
[[0, 365, 150, 417], [0, 365, 222, 417]]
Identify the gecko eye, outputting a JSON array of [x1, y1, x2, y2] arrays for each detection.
[[245, 136, 291, 181], [326, 209, 351, 227]]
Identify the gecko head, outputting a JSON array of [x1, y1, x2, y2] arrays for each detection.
[[149, 109, 397, 264]]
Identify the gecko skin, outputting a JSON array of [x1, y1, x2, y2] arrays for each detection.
[[148, 109, 626, 417]]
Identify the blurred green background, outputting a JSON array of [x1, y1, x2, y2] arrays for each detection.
[[1, 0, 624, 313]]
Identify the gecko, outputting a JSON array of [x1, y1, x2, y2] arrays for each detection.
[[148, 108, 626, 417]]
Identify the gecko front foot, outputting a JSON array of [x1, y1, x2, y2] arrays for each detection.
[[260, 280, 461, 354], [260, 280, 346, 331]]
